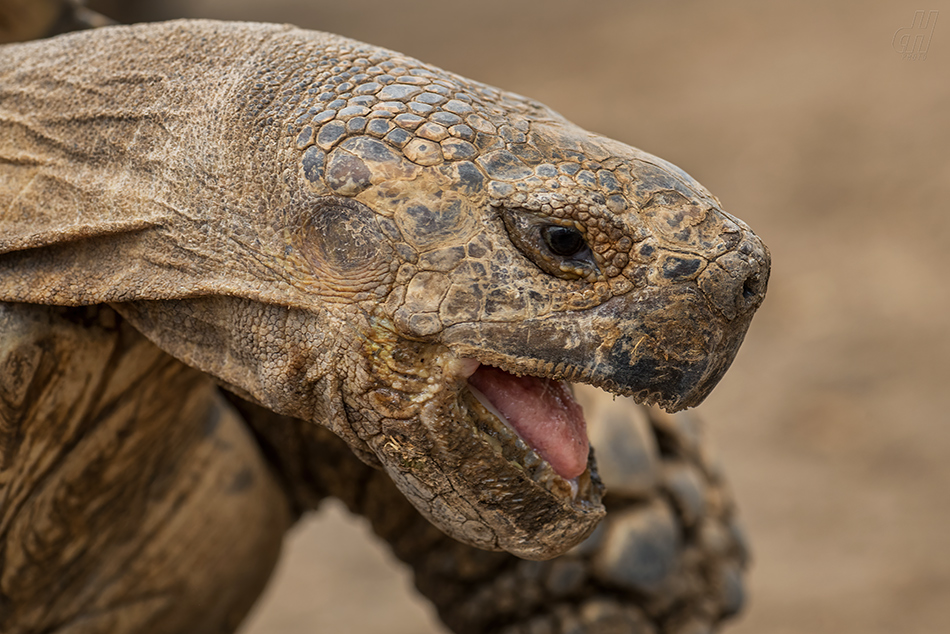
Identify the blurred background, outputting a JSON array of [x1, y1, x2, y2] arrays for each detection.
[[66, 0, 950, 631]]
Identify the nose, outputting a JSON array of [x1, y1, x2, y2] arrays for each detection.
[[697, 233, 770, 321]]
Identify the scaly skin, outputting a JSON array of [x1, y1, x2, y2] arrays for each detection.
[[236, 385, 749, 634], [0, 19, 768, 633]]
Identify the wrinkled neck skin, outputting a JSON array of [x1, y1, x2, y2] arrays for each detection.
[[0, 21, 769, 559]]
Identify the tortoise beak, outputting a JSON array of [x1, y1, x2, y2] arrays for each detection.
[[442, 233, 769, 411]]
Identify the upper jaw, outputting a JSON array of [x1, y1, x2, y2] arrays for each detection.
[[441, 280, 758, 413]]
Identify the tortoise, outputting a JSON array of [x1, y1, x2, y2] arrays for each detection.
[[0, 13, 769, 634]]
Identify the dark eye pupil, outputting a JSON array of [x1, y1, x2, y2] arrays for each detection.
[[541, 225, 586, 257]]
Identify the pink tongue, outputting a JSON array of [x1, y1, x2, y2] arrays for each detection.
[[467, 365, 589, 480]]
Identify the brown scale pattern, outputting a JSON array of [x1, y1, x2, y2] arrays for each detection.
[[234, 384, 748, 634], [0, 14, 769, 634], [246, 40, 660, 294]]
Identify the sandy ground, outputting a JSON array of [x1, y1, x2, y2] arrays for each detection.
[[90, 1, 950, 632]]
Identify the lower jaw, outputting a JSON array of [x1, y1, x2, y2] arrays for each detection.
[[458, 386, 588, 503]]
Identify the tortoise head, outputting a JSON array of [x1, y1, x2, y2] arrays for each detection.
[[264, 36, 769, 558], [0, 23, 768, 560]]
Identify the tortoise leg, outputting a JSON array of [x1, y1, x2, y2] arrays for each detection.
[[0, 303, 291, 634], [233, 387, 747, 634]]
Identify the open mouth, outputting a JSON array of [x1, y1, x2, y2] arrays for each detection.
[[454, 358, 593, 498], [368, 259, 765, 557]]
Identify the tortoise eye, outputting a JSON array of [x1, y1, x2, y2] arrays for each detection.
[[541, 225, 587, 257], [501, 208, 599, 280]]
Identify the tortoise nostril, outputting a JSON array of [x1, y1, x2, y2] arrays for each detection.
[[742, 275, 759, 301], [697, 244, 769, 321]]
